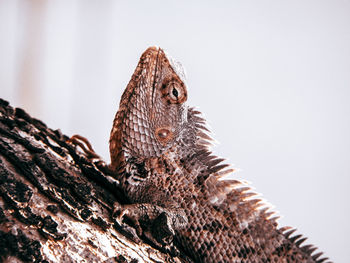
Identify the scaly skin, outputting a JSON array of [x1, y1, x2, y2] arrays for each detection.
[[109, 47, 330, 263]]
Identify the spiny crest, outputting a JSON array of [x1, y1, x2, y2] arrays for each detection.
[[189, 107, 332, 263], [280, 227, 332, 263]]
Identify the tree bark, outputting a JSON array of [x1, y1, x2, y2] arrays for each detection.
[[0, 98, 185, 263]]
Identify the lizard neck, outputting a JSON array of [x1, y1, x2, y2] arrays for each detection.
[[110, 106, 213, 178]]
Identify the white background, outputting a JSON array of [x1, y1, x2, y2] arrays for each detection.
[[1, 1, 349, 262]]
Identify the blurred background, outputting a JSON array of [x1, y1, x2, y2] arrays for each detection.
[[1, 0, 349, 261]]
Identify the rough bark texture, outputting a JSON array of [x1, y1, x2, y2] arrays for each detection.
[[0, 98, 185, 263]]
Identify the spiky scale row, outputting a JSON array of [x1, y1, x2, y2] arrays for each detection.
[[110, 47, 331, 262]]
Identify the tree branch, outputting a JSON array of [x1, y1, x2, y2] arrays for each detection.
[[0, 98, 185, 263]]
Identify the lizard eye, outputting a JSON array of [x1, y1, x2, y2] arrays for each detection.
[[166, 82, 187, 104], [172, 87, 179, 98]]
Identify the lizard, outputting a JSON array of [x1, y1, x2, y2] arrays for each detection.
[[105, 46, 331, 262]]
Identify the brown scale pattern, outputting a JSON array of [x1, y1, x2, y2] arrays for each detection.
[[110, 47, 331, 263]]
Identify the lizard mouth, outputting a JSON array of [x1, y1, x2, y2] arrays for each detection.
[[151, 46, 161, 108]]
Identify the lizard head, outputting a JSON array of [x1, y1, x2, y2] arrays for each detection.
[[110, 47, 189, 172]]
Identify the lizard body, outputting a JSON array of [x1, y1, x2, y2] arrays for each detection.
[[109, 47, 330, 263]]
